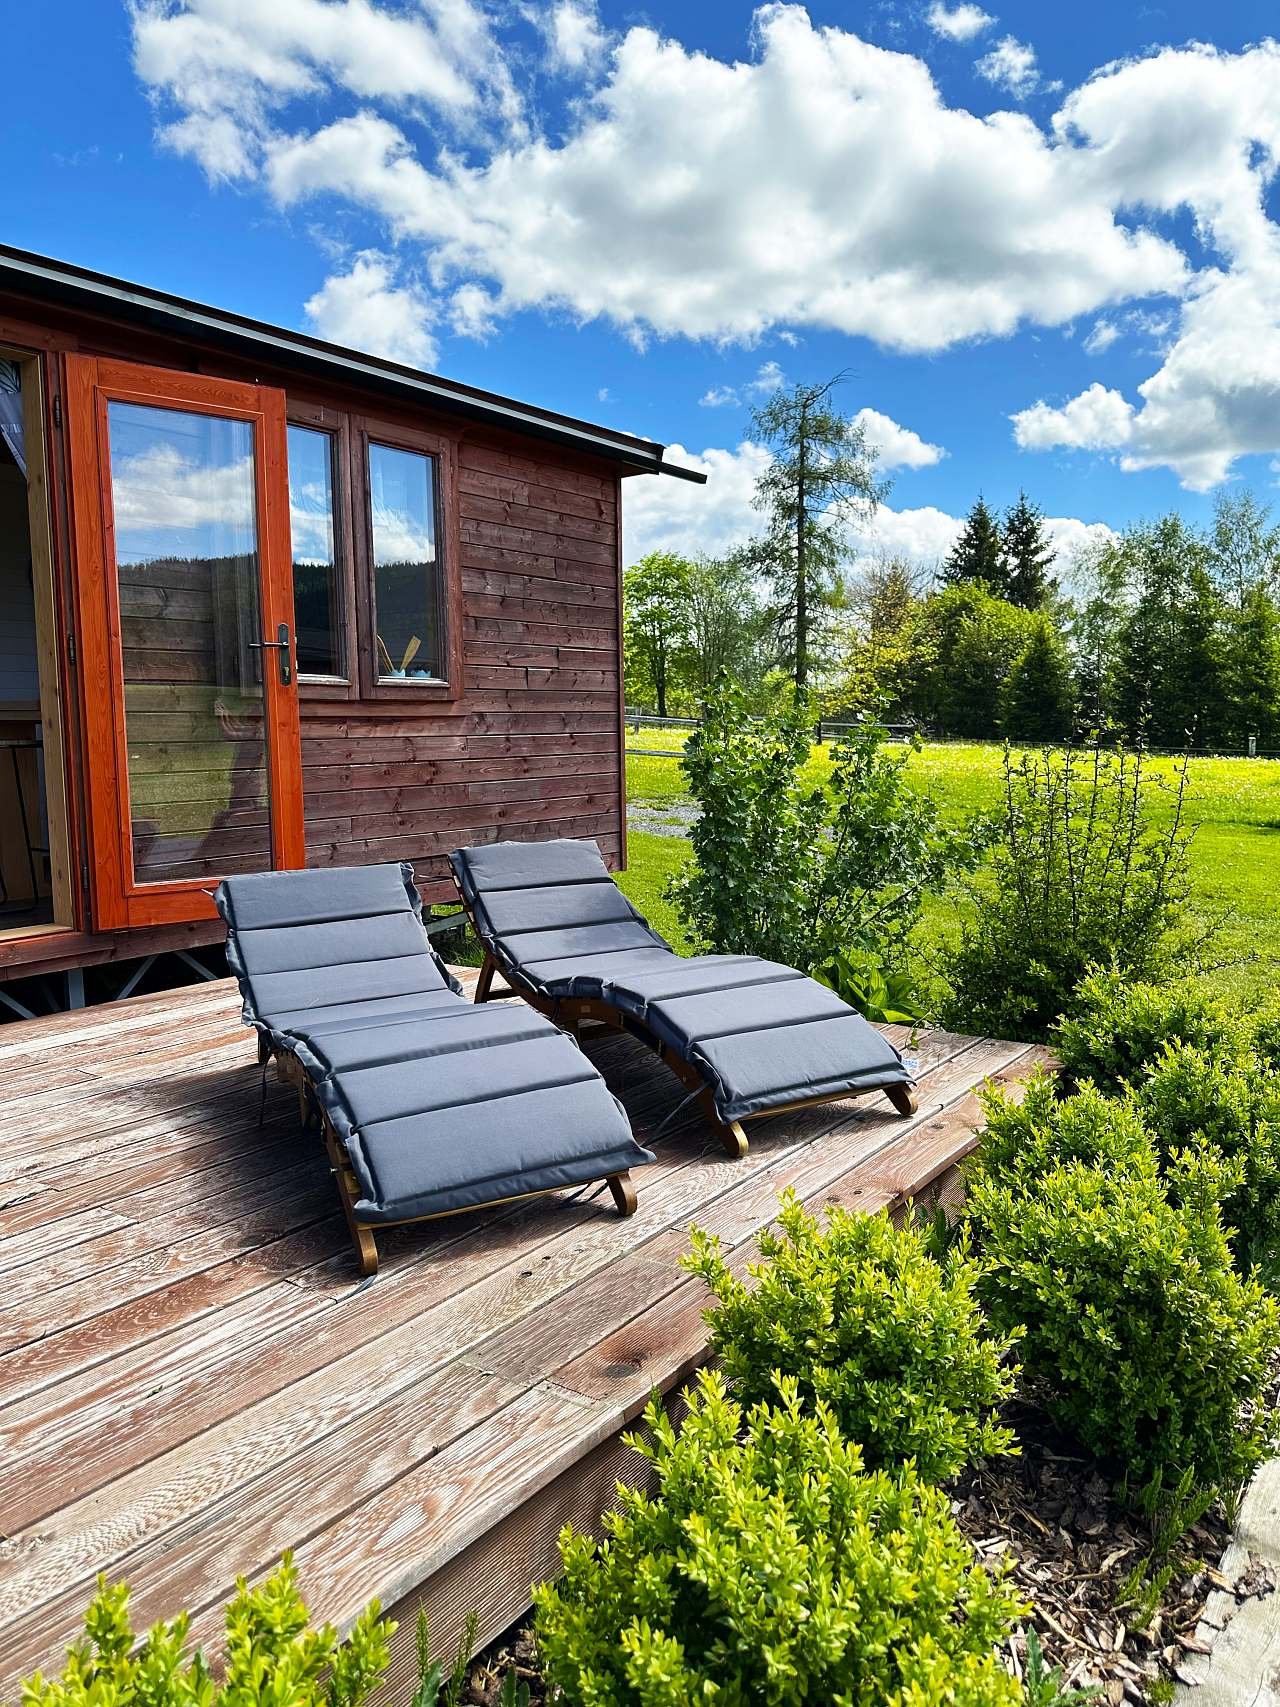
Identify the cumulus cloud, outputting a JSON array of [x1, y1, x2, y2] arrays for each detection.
[[699, 360, 787, 408], [622, 439, 1110, 577], [975, 36, 1043, 100], [852, 407, 946, 470], [925, 3, 994, 43], [1010, 40, 1280, 488], [1082, 318, 1119, 355], [304, 252, 438, 367], [139, 5, 1186, 353]]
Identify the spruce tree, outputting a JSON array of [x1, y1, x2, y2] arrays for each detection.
[[1002, 491, 1057, 610], [941, 497, 1007, 594], [1002, 616, 1075, 742], [1221, 585, 1280, 748]]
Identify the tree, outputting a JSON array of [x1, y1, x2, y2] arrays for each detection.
[[684, 549, 767, 702], [749, 376, 888, 692], [900, 583, 1037, 736], [826, 554, 923, 716], [941, 497, 1006, 594], [1002, 615, 1075, 741], [1221, 585, 1280, 748], [1002, 490, 1057, 610], [1209, 490, 1280, 607], [1110, 516, 1222, 747], [622, 551, 692, 716]]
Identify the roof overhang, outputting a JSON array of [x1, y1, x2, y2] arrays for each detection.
[[0, 244, 707, 484]]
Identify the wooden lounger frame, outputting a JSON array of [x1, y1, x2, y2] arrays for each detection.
[[258, 1033, 638, 1277], [467, 942, 919, 1158]]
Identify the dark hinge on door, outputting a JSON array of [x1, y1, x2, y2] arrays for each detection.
[[66, 628, 76, 668], [53, 394, 62, 428]]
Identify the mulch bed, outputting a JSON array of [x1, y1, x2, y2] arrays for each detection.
[[460, 1397, 1277, 1706]]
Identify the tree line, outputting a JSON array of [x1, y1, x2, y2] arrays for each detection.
[[624, 374, 1280, 748]]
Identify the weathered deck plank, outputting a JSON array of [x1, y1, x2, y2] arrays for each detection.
[[0, 976, 1045, 1694]]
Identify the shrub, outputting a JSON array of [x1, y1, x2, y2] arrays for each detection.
[[18, 1556, 393, 1707], [683, 1190, 1019, 1482], [968, 1154, 1280, 1505], [939, 746, 1198, 1043], [1136, 1043, 1280, 1275], [1053, 968, 1244, 1097], [533, 1370, 1027, 1707], [668, 677, 985, 1010], [966, 1071, 1158, 1194]]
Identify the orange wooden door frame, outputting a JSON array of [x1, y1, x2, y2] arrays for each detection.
[[63, 355, 304, 930]]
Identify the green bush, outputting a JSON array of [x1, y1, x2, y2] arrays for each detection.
[[1053, 968, 1244, 1096], [683, 1191, 1019, 1482], [939, 746, 1198, 1043], [968, 1151, 1280, 1505], [1136, 1044, 1280, 1274], [668, 677, 985, 1009], [533, 1370, 1027, 1707], [966, 1071, 1158, 1194], [18, 1556, 392, 1707]]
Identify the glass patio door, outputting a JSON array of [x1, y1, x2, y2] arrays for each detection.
[[65, 357, 303, 929]]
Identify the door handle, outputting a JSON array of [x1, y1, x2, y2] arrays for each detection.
[[249, 622, 293, 685]]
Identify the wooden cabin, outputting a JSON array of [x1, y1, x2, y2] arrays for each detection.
[[0, 245, 701, 1002]]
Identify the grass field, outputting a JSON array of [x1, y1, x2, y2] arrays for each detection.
[[616, 734, 1280, 1006]]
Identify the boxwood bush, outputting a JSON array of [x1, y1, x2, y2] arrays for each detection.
[[968, 1150, 1280, 1504], [682, 1191, 1019, 1483], [18, 1556, 392, 1707], [533, 1371, 1027, 1707], [1053, 969, 1244, 1097]]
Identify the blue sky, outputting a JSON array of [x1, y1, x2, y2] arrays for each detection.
[[4, 1, 1280, 573]]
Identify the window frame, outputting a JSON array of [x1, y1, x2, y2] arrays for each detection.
[[350, 412, 461, 703], [286, 401, 358, 701]]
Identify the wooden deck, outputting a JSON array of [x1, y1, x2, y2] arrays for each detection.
[[0, 974, 1048, 1697]]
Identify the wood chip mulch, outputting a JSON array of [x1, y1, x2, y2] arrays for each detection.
[[461, 1400, 1277, 1706]]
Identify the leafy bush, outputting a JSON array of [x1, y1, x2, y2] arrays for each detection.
[[1054, 968, 1244, 1097], [966, 1071, 1158, 1194], [1136, 1044, 1280, 1275], [968, 1148, 1280, 1505], [939, 746, 1198, 1043], [533, 1370, 1027, 1707], [669, 677, 985, 1006], [18, 1556, 393, 1707], [683, 1191, 1019, 1483]]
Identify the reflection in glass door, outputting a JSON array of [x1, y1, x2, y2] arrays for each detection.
[[65, 356, 302, 930], [107, 402, 271, 884]]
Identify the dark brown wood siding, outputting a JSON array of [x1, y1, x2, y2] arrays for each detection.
[[298, 440, 624, 900]]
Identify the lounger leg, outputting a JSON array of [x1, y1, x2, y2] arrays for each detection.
[[257, 1032, 272, 1067], [323, 1124, 379, 1276], [715, 1116, 750, 1159], [474, 952, 497, 1003], [887, 1083, 919, 1117], [607, 1171, 638, 1217]]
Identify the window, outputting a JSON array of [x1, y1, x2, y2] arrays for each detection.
[[367, 441, 441, 682], [286, 424, 343, 678]]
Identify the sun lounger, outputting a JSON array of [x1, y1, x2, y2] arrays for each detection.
[[215, 862, 654, 1274], [448, 838, 918, 1157]]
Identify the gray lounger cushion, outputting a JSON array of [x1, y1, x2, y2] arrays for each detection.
[[450, 838, 914, 1122], [215, 863, 652, 1223]]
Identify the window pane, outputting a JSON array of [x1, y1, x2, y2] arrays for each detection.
[[107, 400, 271, 883], [287, 425, 342, 676], [368, 442, 440, 680]]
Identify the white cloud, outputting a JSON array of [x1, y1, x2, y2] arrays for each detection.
[[1082, 318, 1119, 355], [1011, 382, 1136, 453], [540, 1, 608, 74], [110, 442, 256, 561], [975, 35, 1042, 100], [1012, 40, 1280, 488], [178, 6, 1187, 352], [746, 359, 786, 397], [852, 407, 946, 470], [623, 438, 1110, 576], [699, 385, 740, 408], [925, 3, 994, 43], [304, 252, 439, 367], [130, 0, 524, 182]]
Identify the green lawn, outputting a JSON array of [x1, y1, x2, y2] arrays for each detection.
[[617, 738, 1280, 1006]]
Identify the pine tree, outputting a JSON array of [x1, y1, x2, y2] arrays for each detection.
[[1001, 616, 1075, 741], [1002, 491, 1057, 610], [941, 497, 1007, 594], [749, 377, 888, 691], [1221, 585, 1280, 748]]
